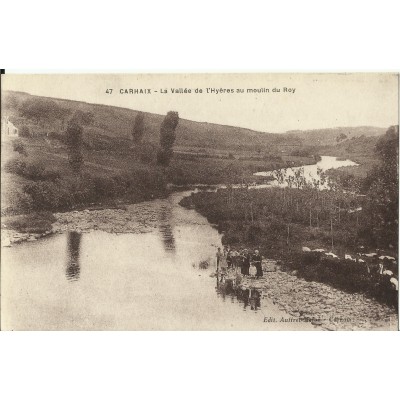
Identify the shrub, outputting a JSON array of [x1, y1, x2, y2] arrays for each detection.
[[300, 251, 322, 266], [72, 185, 95, 205], [112, 173, 132, 196], [132, 168, 166, 192], [19, 125, 31, 138], [4, 158, 27, 175], [3, 212, 56, 233], [3, 188, 34, 212], [13, 140, 28, 156], [22, 163, 46, 181], [4, 158, 61, 182], [92, 176, 116, 199], [23, 181, 72, 210]]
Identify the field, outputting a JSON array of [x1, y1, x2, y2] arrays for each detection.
[[1, 133, 318, 216]]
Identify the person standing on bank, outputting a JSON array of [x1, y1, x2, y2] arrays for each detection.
[[241, 249, 250, 276], [253, 250, 263, 279], [231, 248, 239, 270], [216, 247, 223, 269], [226, 250, 233, 269]]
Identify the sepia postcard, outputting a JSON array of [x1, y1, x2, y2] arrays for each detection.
[[0, 73, 398, 331]]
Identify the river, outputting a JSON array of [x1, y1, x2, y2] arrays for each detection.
[[1, 156, 356, 330], [254, 155, 358, 188]]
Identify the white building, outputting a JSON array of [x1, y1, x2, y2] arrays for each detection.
[[1, 116, 19, 140]]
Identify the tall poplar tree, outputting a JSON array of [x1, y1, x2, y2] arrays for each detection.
[[157, 111, 179, 166]]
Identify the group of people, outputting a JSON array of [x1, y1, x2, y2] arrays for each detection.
[[216, 246, 263, 279]]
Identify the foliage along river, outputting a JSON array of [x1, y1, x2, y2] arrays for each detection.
[[1, 156, 357, 330]]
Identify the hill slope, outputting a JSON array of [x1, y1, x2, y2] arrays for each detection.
[[2, 91, 387, 152], [287, 126, 386, 147], [2, 91, 294, 152]]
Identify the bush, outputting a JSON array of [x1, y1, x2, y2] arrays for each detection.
[[293, 255, 398, 309], [290, 147, 316, 157], [71, 185, 95, 205], [4, 158, 61, 181], [22, 163, 46, 180], [112, 173, 132, 196], [23, 181, 72, 210], [2, 188, 34, 212], [92, 176, 116, 199], [3, 212, 56, 233], [19, 125, 31, 138], [300, 251, 322, 266], [13, 140, 28, 156], [4, 158, 27, 175]]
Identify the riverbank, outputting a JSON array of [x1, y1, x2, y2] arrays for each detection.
[[180, 184, 399, 309], [1, 190, 190, 247], [224, 260, 398, 330], [1, 211, 56, 246], [2, 189, 398, 331], [1, 204, 164, 247]]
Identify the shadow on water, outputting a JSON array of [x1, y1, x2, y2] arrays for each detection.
[[216, 277, 262, 311], [66, 231, 82, 282], [158, 204, 176, 254]]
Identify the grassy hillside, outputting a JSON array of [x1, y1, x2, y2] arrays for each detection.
[[287, 126, 386, 147], [2, 91, 301, 153], [3, 90, 387, 156]]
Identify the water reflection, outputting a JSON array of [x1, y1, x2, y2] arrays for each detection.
[[238, 287, 261, 311], [216, 278, 262, 311], [158, 204, 176, 253], [66, 231, 82, 281]]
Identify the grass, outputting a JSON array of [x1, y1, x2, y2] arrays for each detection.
[[3, 90, 303, 152]]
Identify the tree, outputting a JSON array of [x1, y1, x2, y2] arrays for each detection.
[[363, 125, 399, 248], [157, 111, 179, 166], [66, 119, 84, 176], [131, 112, 145, 144]]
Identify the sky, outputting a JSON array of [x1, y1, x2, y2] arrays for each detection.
[[2, 73, 398, 133]]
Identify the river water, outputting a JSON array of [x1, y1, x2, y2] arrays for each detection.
[[254, 155, 358, 188], [1, 156, 355, 330]]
